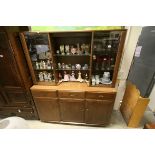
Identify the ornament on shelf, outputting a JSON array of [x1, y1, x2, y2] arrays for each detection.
[[72, 65, 75, 70], [85, 73, 89, 82], [63, 71, 69, 81], [81, 44, 86, 54], [82, 64, 88, 70], [58, 63, 61, 69], [42, 61, 46, 69], [56, 50, 60, 54], [71, 45, 77, 55], [101, 58, 107, 70], [36, 62, 39, 69], [77, 43, 82, 55], [47, 73, 52, 81], [77, 71, 83, 82], [62, 63, 65, 69], [40, 61, 43, 69], [38, 72, 44, 81], [65, 45, 70, 55], [91, 75, 96, 86], [47, 60, 51, 69], [95, 75, 100, 85], [60, 45, 65, 55], [43, 72, 48, 82], [58, 73, 63, 81], [93, 55, 96, 60], [76, 64, 81, 70], [65, 64, 70, 69], [101, 72, 111, 84], [70, 71, 76, 81]]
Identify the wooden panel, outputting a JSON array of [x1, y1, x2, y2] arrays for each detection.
[[34, 98, 60, 122], [86, 91, 116, 100], [0, 107, 35, 119], [0, 93, 6, 105], [59, 98, 85, 123], [120, 81, 150, 128], [31, 90, 57, 98], [58, 90, 85, 99], [85, 99, 114, 125]]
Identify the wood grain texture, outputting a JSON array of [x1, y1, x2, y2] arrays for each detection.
[[120, 81, 150, 128]]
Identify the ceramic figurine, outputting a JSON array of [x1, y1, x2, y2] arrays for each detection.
[[42, 61, 46, 69], [72, 65, 75, 70], [65, 64, 70, 69], [71, 45, 77, 55], [70, 71, 76, 81], [91, 76, 96, 86], [36, 62, 39, 69], [85, 73, 89, 82], [65, 45, 70, 55], [82, 64, 88, 70], [77, 43, 82, 55], [77, 71, 83, 82], [47, 60, 51, 69], [62, 63, 65, 69], [43, 72, 48, 82], [92, 55, 96, 60], [47, 73, 52, 81], [63, 71, 69, 81], [95, 75, 100, 85], [40, 61, 43, 69], [60, 45, 65, 55], [76, 64, 81, 70], [102, 72, 111, 84], [38, 72, 44, 81], [58, 63, 61, 69], [81, 44, 86, 54], [56, 50, 60, 54]]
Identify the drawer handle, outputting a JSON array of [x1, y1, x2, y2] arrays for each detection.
[[18, 109, 21, 113], [99, 95, 104, 98], [70, 94, 75, 97]]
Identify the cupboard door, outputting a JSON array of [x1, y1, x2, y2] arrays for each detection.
[[59, 98, 85, 123], [85, 99, 114, 125], [0, 93, 6, 106], [34, 98, 60, 122]]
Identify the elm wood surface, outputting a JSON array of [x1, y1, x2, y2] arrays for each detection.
[[59, 98, 85, 123], [30, 82, 116, 92], [120, 81, 150, 128], [33, 98, 60, 121], [85, 99, 114, 125]]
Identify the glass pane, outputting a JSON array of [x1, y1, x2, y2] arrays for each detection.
[[24, 33, 55, 83], [91, 31, 121, 86]]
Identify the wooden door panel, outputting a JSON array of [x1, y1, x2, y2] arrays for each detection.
[[34, 98, 60, 122], [0, 32, 21, 87], [85, 99, 114, 125], [0, 93, 6, 106], [59, 98, 85, 123]]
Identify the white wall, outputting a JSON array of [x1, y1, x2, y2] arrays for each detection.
[[114, 26, 142, 110]]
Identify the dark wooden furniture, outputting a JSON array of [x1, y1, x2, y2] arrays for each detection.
[[31, 83, 116, 126], [19, 29, 126, 126], [0, 27, 38, 119]]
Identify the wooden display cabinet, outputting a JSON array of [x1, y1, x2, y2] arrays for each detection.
[[20, 29, 127, 126]]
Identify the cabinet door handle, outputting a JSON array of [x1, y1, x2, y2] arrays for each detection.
[[99, 95, 104, 98]]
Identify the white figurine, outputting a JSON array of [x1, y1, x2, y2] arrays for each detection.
[[92, 76, 96, 86], [70, 71, 76, 81], [38, 72, 44, 81], [36, 62, 39, 69], [65, 45, 70, 55], [63, 71, 69, 81], [60, 45, 65, 55], [43, 72, 48, 82], [42, 61, 46, 69], [77, 71, 83, 82], [47, 73, 52, 81], [47, 60, 51, 69], [85, 73, 89, 82], [40, 61, 43, 69]]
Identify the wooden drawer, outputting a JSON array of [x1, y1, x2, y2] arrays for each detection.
[[31, 90, 57, 98], [0, 107, 36, 119], [58, 90, 85, 99], [86, 91, 116, 100]]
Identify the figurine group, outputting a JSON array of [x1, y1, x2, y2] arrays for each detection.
[[38, 72, 54, 82], [92, 72, 111, 85], [93, 56, 115, 71], [59, 71, 88, 83], [35, 60, 53, 70], [56, 43, 90, 55], [57, 63, 88, 70]]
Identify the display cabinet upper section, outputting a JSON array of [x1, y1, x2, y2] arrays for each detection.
[[20, 30, 127, 87]]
